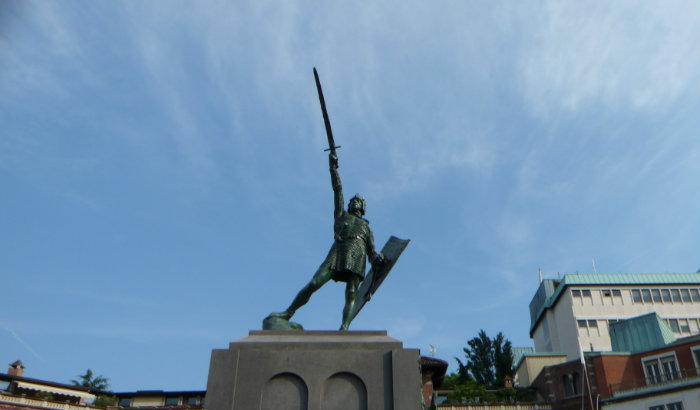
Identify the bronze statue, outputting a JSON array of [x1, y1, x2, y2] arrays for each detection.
[[264, 69, 409, 331]]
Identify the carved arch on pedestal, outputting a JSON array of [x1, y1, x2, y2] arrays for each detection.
[[322, 372, 367, 410], [260, 372, 308, 410]]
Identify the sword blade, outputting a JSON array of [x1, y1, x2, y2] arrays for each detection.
[[313, 67, 338, 153]]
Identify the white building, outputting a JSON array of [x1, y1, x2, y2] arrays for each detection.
[[528, 273, 700, 360]]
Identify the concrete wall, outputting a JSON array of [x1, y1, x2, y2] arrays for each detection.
[[604, 386, 700, 410], [516, 356, 567, 387]]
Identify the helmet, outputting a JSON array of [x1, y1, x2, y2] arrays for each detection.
[[348, 194, 366, 216]]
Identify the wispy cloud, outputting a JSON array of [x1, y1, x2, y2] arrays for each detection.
[[518, 1, 700, 116], [1, 324, 43, 361]]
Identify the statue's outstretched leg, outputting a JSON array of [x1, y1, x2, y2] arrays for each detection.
[[272, 264, 332, 320], [340, 276, 361, 330]]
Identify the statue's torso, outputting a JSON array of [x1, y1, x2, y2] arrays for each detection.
[[325, 212, 371, 280]]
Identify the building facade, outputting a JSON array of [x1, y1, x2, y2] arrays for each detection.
[[529, 320, 700, 409], [529, 273, 700, 361]]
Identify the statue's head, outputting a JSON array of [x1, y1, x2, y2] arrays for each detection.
[[348, 194, 366, 216]]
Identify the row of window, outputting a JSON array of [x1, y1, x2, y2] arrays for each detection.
[[631, 288, 700, 304], [576, 317, 700, 336], [571, 287, 700, 305], [650, 402, 684, 410]]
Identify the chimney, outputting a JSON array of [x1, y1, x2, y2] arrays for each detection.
[[8, 360, 24, 377]]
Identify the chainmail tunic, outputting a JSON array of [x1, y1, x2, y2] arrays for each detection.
[[322, 211, 373, 282]]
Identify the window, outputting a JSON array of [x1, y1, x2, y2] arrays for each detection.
[[652, 289, 662, 303], [577, 319, 600, 336], [660, 356, 679, 381], [577, 320, 588, 332], [632, 289, 642, 303], [689, 319, 700, 334], [662, 289, 672, 302], [643, 354, 680, 384], [562, 372, 580, 397], [612, 289, 623, 304], [602, 289, 612, 297], [691, 289, 700, 302], [668, 319, 680, 333], [692, 346, 700, 372], [572, 289, 582, 304], [588, 320, 599, 336], [681, 289, 692, 303], [165, 397, 180, 406], [642, 289, 652, 303], [679, 319, 691, 334], [649, 406, 665, 410], [118, 398, 132, 408], [666, 402, 684, 410], [644, 359, 662, 384], [671, 289, 682, 303], [186, 397, 200, 406]]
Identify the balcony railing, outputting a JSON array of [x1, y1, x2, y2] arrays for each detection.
[[0, 392, 97, 410], [608, 367, 700, 397]]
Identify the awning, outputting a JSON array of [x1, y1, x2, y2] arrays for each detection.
[[15, 381, 96, 401]]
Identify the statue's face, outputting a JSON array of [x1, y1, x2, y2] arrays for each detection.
[[349, 197, 365, 214]]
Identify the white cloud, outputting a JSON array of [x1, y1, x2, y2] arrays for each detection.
[[518, 1, 700, 115]]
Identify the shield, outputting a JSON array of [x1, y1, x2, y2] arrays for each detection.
[[346, 235, 410, 325]]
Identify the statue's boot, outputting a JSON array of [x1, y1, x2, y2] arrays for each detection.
[[268, 310, 292, 320]]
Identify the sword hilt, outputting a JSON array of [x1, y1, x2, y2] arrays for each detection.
[[323, 145, 341, 152]]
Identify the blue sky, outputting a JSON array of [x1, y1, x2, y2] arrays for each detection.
[[2, 1, 700, 391]]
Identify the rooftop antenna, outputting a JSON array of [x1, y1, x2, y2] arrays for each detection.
[[538, 268, 543, 283], [429, 344, 436, 357], [592, 258, 598, 274]]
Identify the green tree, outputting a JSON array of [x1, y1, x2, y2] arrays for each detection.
[[71, 369, 110, 391], [454, 330, 515, 388], [456, 330, 494, 386], [493, 332, 514, 387]]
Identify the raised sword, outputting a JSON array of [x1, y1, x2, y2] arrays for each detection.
[[313, 67, 341, 154]]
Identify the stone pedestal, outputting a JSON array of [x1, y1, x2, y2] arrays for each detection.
[[205, 330, 422, 410]]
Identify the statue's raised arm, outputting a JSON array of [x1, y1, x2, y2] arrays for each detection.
[[329, 153, 344, 218]]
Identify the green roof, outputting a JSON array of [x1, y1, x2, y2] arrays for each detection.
[[529, 273, 700, 335], [609, 313, 676, 353]]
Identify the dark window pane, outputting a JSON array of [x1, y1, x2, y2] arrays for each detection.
[[577, 320, 587, 329], [681, 289, 691, 302], [588, 320, 598, 328], [662, 289, 672, 302], [632, 289, 642, 303], [672, 289, 682, 302], [582, 290, 592, 297], [572, 289, 581, 297], [602, 289, 612, 297], [669, 319, 680, 333], [642, 289, 652, 303], [165, 397, 180, 406], [691, 289, 700, 302], [651, 289, 662, 303], [679, 319, 690, 333], [612, 289, 622, 297]]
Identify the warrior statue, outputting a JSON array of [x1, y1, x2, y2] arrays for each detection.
[[270, 151, 385, 330], [264, 68, 408, 331]]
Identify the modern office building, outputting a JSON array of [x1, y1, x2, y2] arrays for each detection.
[[528, 273, 700, 360]]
